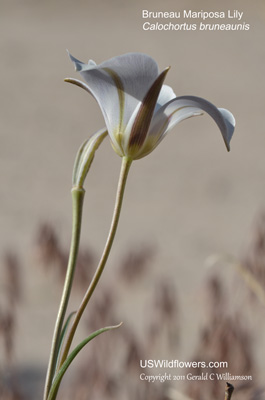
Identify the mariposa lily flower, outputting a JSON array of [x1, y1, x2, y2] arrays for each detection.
[[66, 52, 235, 161]]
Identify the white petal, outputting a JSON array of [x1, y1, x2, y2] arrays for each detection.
[[157, 85, 176, 108], [152, 85, 176, 117], [68, 52, 160, 142], [148, 96, 235, 152]]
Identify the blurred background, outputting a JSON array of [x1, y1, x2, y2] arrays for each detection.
[[1, 0, 265, 399]]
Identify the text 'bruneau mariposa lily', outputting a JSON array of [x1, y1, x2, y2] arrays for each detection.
[[66, 52, 235, 166], [43, 52, 235, 400]]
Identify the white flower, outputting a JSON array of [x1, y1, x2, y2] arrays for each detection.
[[66, 52, 235, 160]]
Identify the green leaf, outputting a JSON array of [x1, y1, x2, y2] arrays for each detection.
[[47, 323, 122, 400]]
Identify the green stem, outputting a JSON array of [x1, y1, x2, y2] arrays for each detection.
[[59, 156, 132, 367], [43, 187, 85, 400]]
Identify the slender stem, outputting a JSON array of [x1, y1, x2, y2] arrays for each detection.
[[59, 156, 132, 367], [43, 187, 85, 400]]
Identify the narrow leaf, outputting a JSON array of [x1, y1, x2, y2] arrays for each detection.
[[47, 323, 122, 400]]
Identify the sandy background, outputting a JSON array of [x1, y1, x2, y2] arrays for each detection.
[[1, 0, 265, 397]]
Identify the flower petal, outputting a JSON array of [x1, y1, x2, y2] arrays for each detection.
[[68, 52, 160, 143], [156, 84, 176, 109], [99, 53, 159, 101], [147, 95, 235, 153]]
